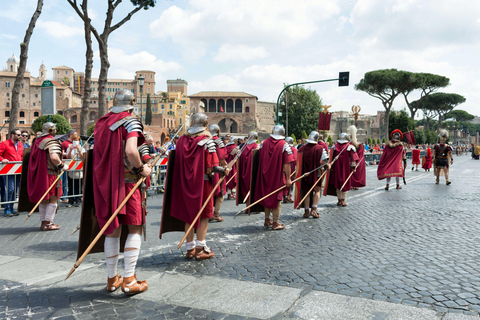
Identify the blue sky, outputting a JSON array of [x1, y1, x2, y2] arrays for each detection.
[[1, 0, 479, 117]]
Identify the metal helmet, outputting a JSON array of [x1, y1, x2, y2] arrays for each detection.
[[271, 124, 285, 140], [110, 89, 135, 113], [187, 113, 209, 134], [306, 131, 320, 144], [285, 137, 294, 145], [439, 129, 449, 141], [209, 124, 220, 136], [338, 132, 349, 142], [247, 131, 258, 144], [40, 122, 56, 137]]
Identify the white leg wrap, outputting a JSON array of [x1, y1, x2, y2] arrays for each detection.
[[39, 203, 47, 221], [196, 240, 206, 248], [386, 177, 391, 184], [104, 237, 120, 279], [45, 203, 57, 222], [124, 233, 142, 279], [186, 241, 196, 250]]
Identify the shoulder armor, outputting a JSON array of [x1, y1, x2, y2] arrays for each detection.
[[197, 138, 209, 146], [138, 143, 150, 158], [230, 146, 239, 156], [283, 142, 293, 155], [205, 139, 217, 153], [347, 144, 357, 152], [110, 116, 143, 134], [44, 139, 62, 154], [38, 137, 53, 150], [215, 138, 225, 148]]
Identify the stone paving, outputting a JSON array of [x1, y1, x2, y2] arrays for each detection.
[[1, 154, 480, 319]]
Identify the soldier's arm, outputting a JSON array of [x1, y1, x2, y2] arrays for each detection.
[[126, 136, 151, 177]]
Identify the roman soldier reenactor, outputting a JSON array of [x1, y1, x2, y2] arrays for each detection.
[[208, 124, 227, 222], [160, 113, 226, 260], [236, 131, 258, 207], [27, 122, 64, 231], [324, 132, 358, 206], [433, 129, 453, 185], [225, 139, 239, 200], [297, 131, 330, 217], [283, 136, 297, 203], [349, 125, 366, 190], [93, 89, 151, 295], [377, 129, 406, 190], [251, 124, 295, 230], [412, 145, 421, 171]]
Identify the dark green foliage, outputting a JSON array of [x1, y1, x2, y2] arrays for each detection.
[[31, 114, 71, 134], [301, 130, 308, 140], [130, 0, 156, 9], [327, 135, 333, 146], [87, 124, 95, 136]]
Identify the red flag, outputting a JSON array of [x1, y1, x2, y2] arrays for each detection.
[[405, 131, 415, 145], [220, 106, 224, 112], [318, 112, 332, 131]]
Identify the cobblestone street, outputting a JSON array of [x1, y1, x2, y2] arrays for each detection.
[[1, 154, 480, 319]]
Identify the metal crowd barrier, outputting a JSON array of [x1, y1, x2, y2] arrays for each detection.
[[148, 156, 168, 193]]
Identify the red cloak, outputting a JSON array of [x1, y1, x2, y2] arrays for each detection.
[[27, 135, 61, 203], [351, 143, 366, 188], [225, 143, 238, 190], [212, 136, 226, 197], [169, 135, 218, 228], [326, 142, 358, 192], [93, 112, 144, 235], [252, 137, 294, 209], [298, 143, 324, 189], [412, 149, 421, 165], [237, 142, 257, 204], [377, 141, 404, 180], [284, 146, 297, 196]]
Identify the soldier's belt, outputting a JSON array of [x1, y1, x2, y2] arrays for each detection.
[[125, 174, 141, 182]]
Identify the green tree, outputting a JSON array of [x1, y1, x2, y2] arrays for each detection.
[[377, 138, 381, 144], [31, 114, 71, 134], [87, 124, 95, 136], [368, 137, 372, 144], [278, 85, 323, 140], [145, 93, 152, 125], [444, 109, 475, 122], [327, 135, 333, 146], [290, 133, 297, 145], [382, 137, 386, 143], [421, 93, 466, 132], [301, 130, 308, 140], [355, 69, 415, 139], [389, 109, 415, 136]]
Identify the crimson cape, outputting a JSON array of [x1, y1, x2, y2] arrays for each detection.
[[351, 143, 366, 188], [324, 142, 357, 195], [377, 141, 404, 180], [225, 143, 237, 190], [412, 149, 421, 165], [92, 111, 144, 235], [236, 142, 257, 205], [422, 155, 432, 169], [27, 135, 60, 203], [298, 143, 325, 189], [212, 136, 226, 197], [252, 137, 294, 209]]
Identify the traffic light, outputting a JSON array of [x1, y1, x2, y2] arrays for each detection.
[[338, 72, 349, 87]]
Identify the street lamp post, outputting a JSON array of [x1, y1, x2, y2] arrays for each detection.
[[138, 75, 145, 122], [280, 94, 296, 137]]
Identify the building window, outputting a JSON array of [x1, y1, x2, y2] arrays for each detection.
[[246, 98, 249, 102], [65, 70, 68, 74], [169, 104, 172, 109], [34, 111, 39, 117], [6, 93, 9, 97], [33, 103, 36, 106], [5, 111, 10, 117], [148, 88, 150, 92], [59, 92, 62, 96], [161, 104, 164, 109], [21, 83, 24, 89], [35, 94, 38, 98], [179, 110, 182, 116], [71, 115, 77, 123], [57, 70, 60, 74], [180, 100, 186, 104], [5, 81, 10, 88], [22, 94, 25, 98], [162, 110, 164, 114], [131, 89, 134, 93], [6, 102, 9, 108], [245, 106, 250, 113], [179, 118, 182, 124], [19, 111, 25, 117], [19, 120, 26, 124]]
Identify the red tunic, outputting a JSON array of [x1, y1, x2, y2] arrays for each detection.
[[169, 135, 219, 228], [237, 143, 257, 203], [253, 137, 294, 209], [351, 143, 366, 188], [212, 136, 226, 197], [225, 143, 237, 190], [93, 112, 144, 235], [327, 142, 358, 191], [412, 149, 421, 165], [27, 135, 61, 203], [377, 141, 404, 180], [298, 143, 325, 189]]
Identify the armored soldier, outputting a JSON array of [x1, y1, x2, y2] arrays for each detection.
[[93, 89, 151, 295], [349, 126, 366, 190], [208, 124, 227, 222], [236, 131, 259, 206], [433, 130, 453, 185], [27, 122, 64, 231], [160, 113, 226, 260], [252, 125, 295, 230], [297, 131, 330, 217], [377, 129, 406, 190], [225, 138, 239, 200]]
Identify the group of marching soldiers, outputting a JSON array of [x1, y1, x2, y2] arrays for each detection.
[[19, 89, 456, 295]]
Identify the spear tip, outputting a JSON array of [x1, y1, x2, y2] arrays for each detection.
[[65, 265, 77, 280]]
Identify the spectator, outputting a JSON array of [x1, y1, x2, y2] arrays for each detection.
[[21, 130, 31, 148], [65, 133, 85, 207], [61, 129, 76, 204], [146, 137, 156, 155], [154, 141, 161, 153], [0, 129, 24, 216]]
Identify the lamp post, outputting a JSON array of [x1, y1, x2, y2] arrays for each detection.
[[138, 75, 145, 122], [281, 93, 296, 137]]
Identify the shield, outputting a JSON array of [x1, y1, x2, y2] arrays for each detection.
[[159, 150, 185, 239], [76, 149, 128, 260], [246, 149, 264, 214], [18, 148, 38, 213], [323, 148, 337, 197]]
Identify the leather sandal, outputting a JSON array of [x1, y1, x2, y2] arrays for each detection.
[[106, 274, 123, 292], [337, 200, 342, 206], [186, 248, 196, 259], [264, 218, 273, 228], [286, 195, 294, 203], [41, 222, 60, 231], [385, 184, 389, 191], [272, 222, 285, 230], [195, 246, 215, 261], [310, 208, 320, 218], [446, 179, 451, 185], [341, 200, 347, 207], [122, 274, 148, 295], [209, 213, 224, 222], [396, 184, 402, 189], [303, 209, 310, 218]]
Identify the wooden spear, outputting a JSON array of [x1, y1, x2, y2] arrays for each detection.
[[295, 170, 328, 209], [242, 170, 295, 204], [225, 171, 237, 186], [339, 155, 364, 191]]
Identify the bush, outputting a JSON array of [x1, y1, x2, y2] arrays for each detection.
[[382, 137, 386, 143], [327, 135, 333, 146], [87, 124, 95, 137], [31, 114, 71, 134]]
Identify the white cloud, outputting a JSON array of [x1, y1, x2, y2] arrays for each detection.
[[214, 45, 268, 62], [37, 20, 84, 38], [0, 0, 38, 22], [0, 34, 16, 40]]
